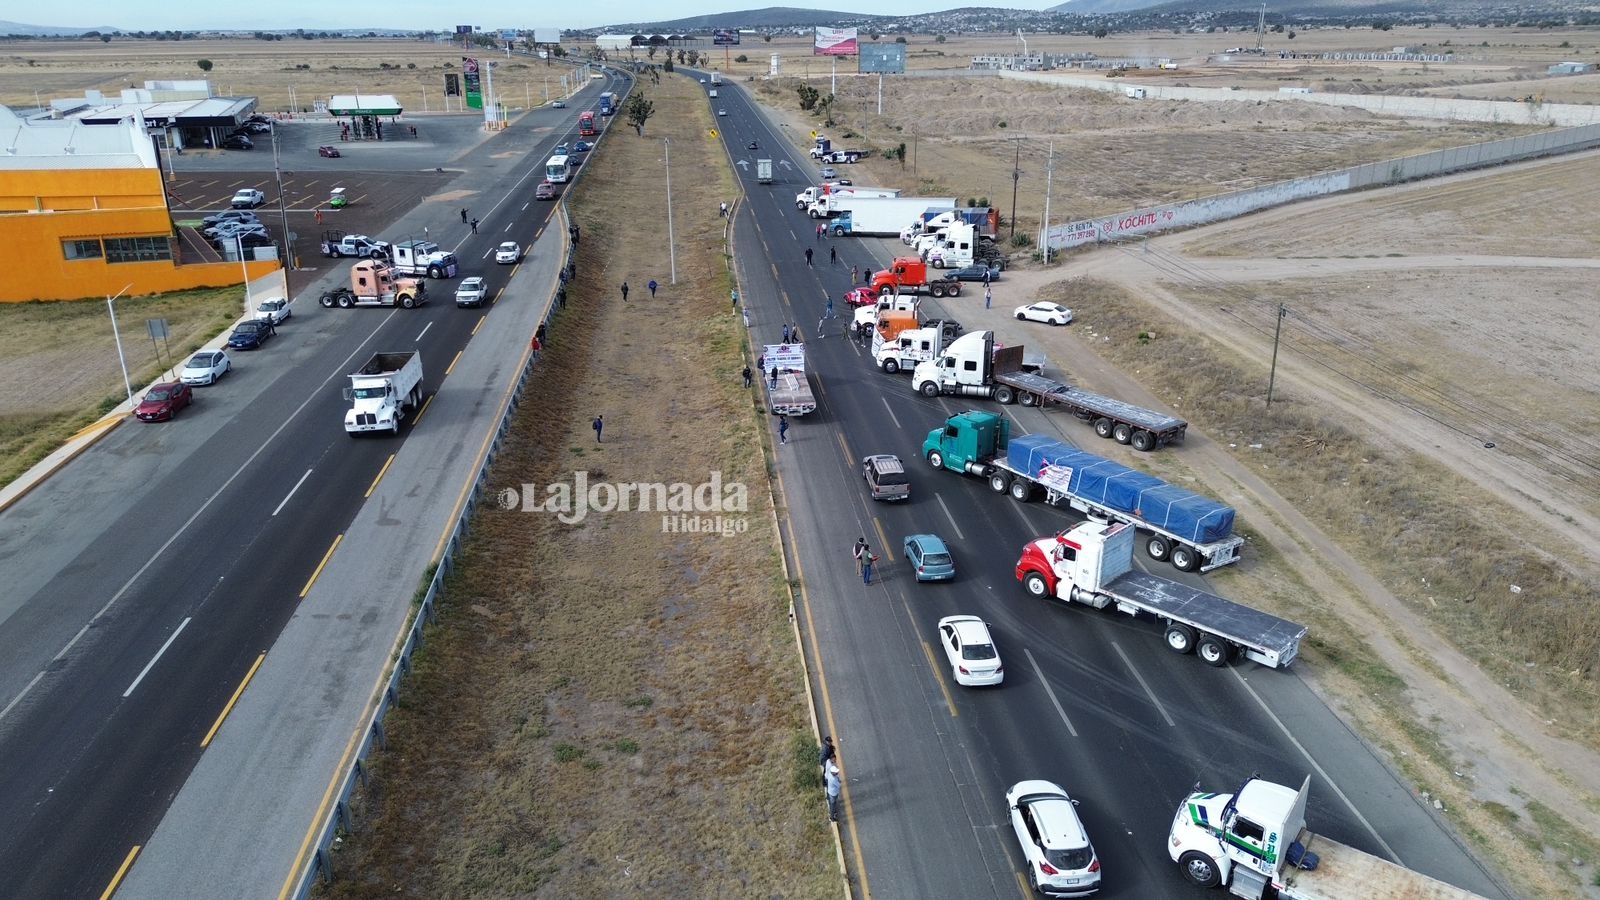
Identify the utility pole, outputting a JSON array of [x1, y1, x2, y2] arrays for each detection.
[[663, 138, 677, 284], [270, 123, 294, 270], [1009, 138, 1022, 239], [106, 284, 134, 404], [1266, 304, 1288, 407], [1040, 140, 1054, 263]]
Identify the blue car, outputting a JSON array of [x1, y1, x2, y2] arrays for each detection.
[[227, 320, 275, 350], [572, 141, 593, 153], [903, 534, 956, 582]]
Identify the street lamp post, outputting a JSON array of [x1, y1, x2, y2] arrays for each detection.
[[107, 283, 135, 404], [1009, 138, 1021, 240], [663, 138, 677, 284], [271, 123, 294, 270]]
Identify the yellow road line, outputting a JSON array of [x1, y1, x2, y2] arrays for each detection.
[[444, 349, 464, 376], [921, 641, 959, 717], [364, 454, 395, 498], [412, 394, 435, 427], [99, 845, 140, 899], [298, 534, 343, 599], [471, 314, 488, 334], [200, 653, 265, 747], [1013, 871, 1033, 898]]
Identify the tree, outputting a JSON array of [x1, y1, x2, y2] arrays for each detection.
[[763, 34, 772, 43], [869, 32, 880, 40], [892, 142, 907, 169], [663, 56, 673, 72], [101, 34, 111, 43], [647, 46, 656, 60], [935, 34, 946, 43], [1093, 28, 1109, 38], [796, 83, 820, 111], [817, 93, 837, 127], [626, 92, 654, 136], [1288, 30, 1296, 39], [196, 59, 213, 72], [894, 36, 907, 44]]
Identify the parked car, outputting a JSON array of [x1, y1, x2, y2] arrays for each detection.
[[232, 233, 276, 250], [246, 114, 271, 125], [495, 242, 522, 264], [936, 615, 1002, 686], [824, 177, 854, 187], [572, 141, 593, 153], [135, 382, 193, 422], [227, 320, 276, 350], [1006, 781, 1101, 895], [455, 276, 488, 307], [1014, 302, 1073, 326], [202, 210, 260, 228], [820, 166, 838, 179], [945, 264, 1002, 283], [317, 145, 342, 158], [231, 189, 266, 209], [180, 350, 231, 386], [206, 222, 269, 242], [221, 135, 253, 150], [255, 298, 291, 325], [240, 121, 272, 134], [904, 534, 956, 582], [535, 182, 558, 201]]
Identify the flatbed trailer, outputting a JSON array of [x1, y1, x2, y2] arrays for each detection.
[[765, 343, 816, 416], [991, 346, 1188, 450]]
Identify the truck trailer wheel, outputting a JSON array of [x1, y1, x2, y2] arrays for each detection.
[[1146, 536, 1171, 562], [336, 293, 353, 309], [1164, 623, 1197, 654], [1197, 636, 1232, 667], [882, 359, 900, 374], [929, 283, 947, 298], [1171, 546, 1201, 573], [1022, 572, 1050, 599], [1009, 479, 1033, 503], [947, 283, 960, 296], [1093, 417, 1114, 439], [1113, 422, 1133, 444], [919, 381, 940, 398], [1019, 391, 1038, 407], [989, 473, 1010, 494], [1178, 852, 1222, 887], [926, 450, 945, 470], [1130, 430, 1156, 452], [994, 386, 1016, 404]]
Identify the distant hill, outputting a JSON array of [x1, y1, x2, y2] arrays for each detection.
[[1045, 0, 1167, 12], [613, 6, 877, 32], [0, 20, 118, 36]]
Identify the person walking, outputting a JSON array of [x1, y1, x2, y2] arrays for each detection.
[[862, 549, 879, 585], [757, 352, 765, 371], [742, 365, 753, 388], [719, 201, 728, 218], [825, 762, 842, 823], [620, 281, 630, 302], [781, 323, 791, 344], [850, 264, 858, 284], [829, 246, 837, 265], [769, 366, 779, 390], [470, 218, 479, 234], [804, 247, 813, 268], [730, 289, 740, 310], [815, 222, 824, 242], [853, 538, 868, 574], [648, 279, 658, 298], [460, 208, 468, 224], [984, 284, 993, 310], [592, 414, 604, 443], [778, 415, 789, 445]]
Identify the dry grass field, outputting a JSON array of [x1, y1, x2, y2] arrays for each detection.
[[322, 74, 836, 897]]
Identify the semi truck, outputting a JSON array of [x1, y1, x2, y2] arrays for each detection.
[[764, 343, 816, 416], [925, 221, 981, 268], [344, 351, 424, 435], [598, 91, 615, 116], [913, 331, 1189, 452], [868, 257, 963, 299], [904, 207, 1000, 243], [1169, 775, 1483, 898], [873, 321, 962, 374], [709, 71, 721, 85], [821, 196, 957, 233], [795, 185, 898, 210], [924, 411, 1243, 571], [1015, 520, 1304, 665], [319, 260, 427, 309], [757, 159, 773, 184], [388, 240, 459, 279]]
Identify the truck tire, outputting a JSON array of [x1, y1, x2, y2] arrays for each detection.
[[926, 450, 945, 470], [1019, 391, 1038, 407], [370, 248, 386, 259], [1113, 422, 1133, 444], [832, 224, 845, 237], [1093, 417, 1114, 438], [1146, 536, 1171, 562], [427, 265, 443, 278], [919, 381, 940, 398], [930, 283, 947, 298], [1131, 430, 1156, 452], [336, 292, 353, 309], [1022, 572, 1050, 599], [994, 386, 1015, 404], [1197, 636, 1231, 667], [988, 472, 1010, 493], [1171, 545, 1201, 573], [1178, 852, 1222, 888], [319, 291, 336, 308], [882, 359, 900, 374], [947, 283, 960, 296], [1164, 623, 1197, 654], [881, 286, 896, 297], [401, 294, 417, 309], [1009, 479, 1033, 503]]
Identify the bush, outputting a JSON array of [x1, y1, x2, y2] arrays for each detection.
[[735, 54, 748, 62]]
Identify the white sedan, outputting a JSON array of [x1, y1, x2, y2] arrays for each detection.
[[1015, 302, 1073, 326], [255, 297, 291, 324], [718, 109, 727, 117], [1006, 780, 1102, 896], [495, 242, 522, 264], [936, 615, 1003, 686], [180, 349, 231, 386]]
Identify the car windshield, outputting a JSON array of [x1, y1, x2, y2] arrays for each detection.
[[146, 388, 173, 401], [260, 301, 282, 310], [924, 552, 952, 566], [187, 356, 211, 367], [235, 324, 259, 334], [1045, 846, 1093, 870], [961, 641, 996, 661], [351, 387, 388, 399]]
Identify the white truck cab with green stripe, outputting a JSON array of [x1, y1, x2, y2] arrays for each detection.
[[1167, 775, 1484, 899]]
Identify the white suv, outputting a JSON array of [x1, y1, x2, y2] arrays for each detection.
[[1007, 781, 1101, 896], [455, 277, 488, 307]]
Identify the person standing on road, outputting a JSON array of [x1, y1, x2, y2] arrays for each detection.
[[470, 218, 479, 234], [850, 264, 858, 284], [816, 222, 824, 241], [862, 549, 879, 585], [853, 538, 868, 574], [781, 323, 791, 344], [829, 246, 837, 265], [648, 279, 658, 298], [460, 208, 468, 224], [592, 415, 604, 443], [778, 415, 789, 445], [804, 247, 813, 268], [825, 762, 842, 823], [984, 284, 992, 310], [769, 366, 779, 390], [620, 281, 630, 302]]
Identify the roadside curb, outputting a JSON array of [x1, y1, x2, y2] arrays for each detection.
[[0, 412, 127, 516]]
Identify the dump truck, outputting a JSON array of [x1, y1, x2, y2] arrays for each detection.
[[344, 351, 424, 435], [1016, 520, 1304, 666], [757, 159, 773, 184], [319, 259, 427, 309], [388, 240, 459, 279], [924, 410, 1242, 571], [764, 343, 816, 416], [868, 257, 963, 299], [913, 331, 1188, 451], [1169, 775, 1484, 898]]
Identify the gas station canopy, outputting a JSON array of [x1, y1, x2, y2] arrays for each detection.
[[327, 95, 403, 116]]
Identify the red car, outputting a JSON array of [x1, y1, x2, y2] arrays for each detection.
[[317, 145, 341, 158], [135, 382, 194, 422], [844, 287, 877, 307], [535, 181, 558, 200]]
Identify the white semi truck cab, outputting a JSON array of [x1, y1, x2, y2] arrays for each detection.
[[344, 351, 424, 435]]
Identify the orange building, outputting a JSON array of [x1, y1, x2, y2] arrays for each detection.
[[0, 106, 278, 302]]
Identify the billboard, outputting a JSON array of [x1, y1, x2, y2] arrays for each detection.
[[713, 29, 740, 45], [859, 43, 906, 74], [814, 27, 858, 56], [463, 57, 483, 109], [533, 27, 561, 45]]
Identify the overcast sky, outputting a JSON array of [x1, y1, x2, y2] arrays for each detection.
[[44, 2, 1051, 32]]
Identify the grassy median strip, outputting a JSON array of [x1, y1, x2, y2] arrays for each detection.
[[322, 74, 835, 897]]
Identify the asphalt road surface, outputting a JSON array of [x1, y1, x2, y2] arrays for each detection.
[[701, 71, 1509, 900]]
